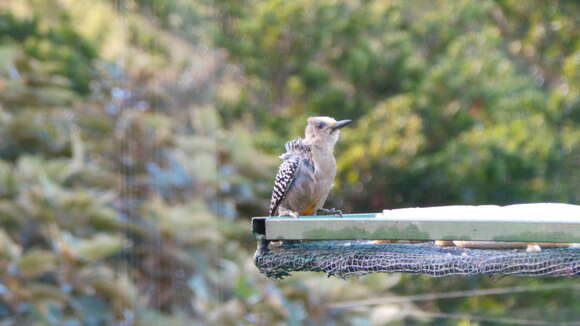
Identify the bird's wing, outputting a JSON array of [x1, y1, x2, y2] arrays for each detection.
[[268, 154, 301, 216]]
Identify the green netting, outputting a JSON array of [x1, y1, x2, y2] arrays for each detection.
[[254, 241, 580, 279]]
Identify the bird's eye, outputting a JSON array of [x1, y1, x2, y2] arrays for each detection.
[[317, 122, 324, 129]]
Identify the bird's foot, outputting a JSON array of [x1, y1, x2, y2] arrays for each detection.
[[278, 209, 300, 218], [316, 208, 343, 217], [289, 211, 300, 218]]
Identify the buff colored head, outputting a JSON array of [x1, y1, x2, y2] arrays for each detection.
[[304, 116, 352, 146]]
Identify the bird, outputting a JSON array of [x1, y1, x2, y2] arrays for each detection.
[[268, 116, 352, 218], [255, 116, 352, 260]]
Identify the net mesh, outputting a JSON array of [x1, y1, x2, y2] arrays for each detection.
[[255, 241, 580, 279]]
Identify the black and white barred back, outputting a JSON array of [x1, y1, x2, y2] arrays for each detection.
[[268, 138, 311, 216]]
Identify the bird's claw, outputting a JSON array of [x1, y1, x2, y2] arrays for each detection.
[[316, 208, 343, 217], [278, 208, 300, 218]]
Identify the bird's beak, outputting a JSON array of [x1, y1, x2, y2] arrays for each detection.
[[330, 119, 352, 131]]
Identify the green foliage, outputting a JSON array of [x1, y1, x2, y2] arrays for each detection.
[[216, 0, 580, 211], [0, 11, 97, 95], [0, 0, 579, 324]]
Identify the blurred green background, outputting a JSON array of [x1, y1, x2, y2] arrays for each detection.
[[0, 0, 579, 325]]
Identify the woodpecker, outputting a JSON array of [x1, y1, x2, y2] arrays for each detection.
[[255, 117, 352, 260], [268, 116, 352, 218]]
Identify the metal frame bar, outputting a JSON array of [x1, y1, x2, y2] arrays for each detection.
[[252, 214, 580, 242]]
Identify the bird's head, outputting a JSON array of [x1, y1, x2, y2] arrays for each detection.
[[304, 116, 352, 147]]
